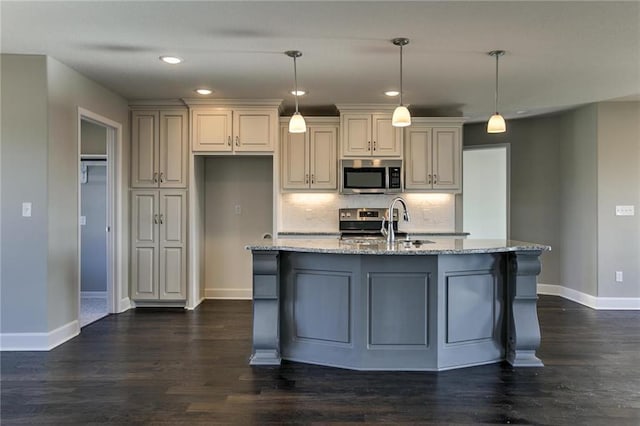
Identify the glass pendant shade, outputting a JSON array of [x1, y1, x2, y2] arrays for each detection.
[[392, 105, 411, 127], [487, 113, 506, 133], [289, 112, 307, 133]]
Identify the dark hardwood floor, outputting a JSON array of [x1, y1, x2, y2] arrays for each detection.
[[2, 296, 639, 425]]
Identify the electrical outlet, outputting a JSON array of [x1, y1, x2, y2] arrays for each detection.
[[615, 271, 623, 282], [22, 202, 32, 217], [234, 205, 242, 215], [80, 216, 86, 226], [615, 205, 635, 216]]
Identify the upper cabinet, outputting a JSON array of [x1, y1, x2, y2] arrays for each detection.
[[281, 118, 338, 191], [340, 112, 402, 157], [404, 119, 463, 192], [190, 104, 280, 153], [131, 108, 188, 188]]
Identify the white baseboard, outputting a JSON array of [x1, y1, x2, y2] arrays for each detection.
[[205, 288, 252, 300], [117, 297, 132, 313], [0, 320, 80, 351], [81, 291, 107, 299], [538, 283, 640, 310], [186, 296, 206, 310]]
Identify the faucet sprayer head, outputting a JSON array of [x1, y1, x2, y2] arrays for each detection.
[[403, 211, 410, 222]]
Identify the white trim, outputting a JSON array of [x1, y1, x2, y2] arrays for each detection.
[[1, 320, 80, 351], [186, 297, 206, 310], [81, 291, 107, 299], [538, 283, 640, 310], [118, 297, 132, 313], [205, 288, 252, 300]]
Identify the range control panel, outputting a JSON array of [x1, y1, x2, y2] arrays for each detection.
[[339, 208, 398, 222]]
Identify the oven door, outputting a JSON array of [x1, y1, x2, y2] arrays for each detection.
[[341, 166, 386, 194]]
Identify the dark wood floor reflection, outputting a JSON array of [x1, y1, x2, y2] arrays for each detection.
[[2, 296, 639, 425]]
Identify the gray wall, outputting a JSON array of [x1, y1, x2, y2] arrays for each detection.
[[596, 102, 640, 297], [81, 120, 107, 156], [81, 164, 107, 292], [0, 54, 129, 335], [1, 55, 50, 333], [559, 105, 598, 296], [463, 115, 562, 287]]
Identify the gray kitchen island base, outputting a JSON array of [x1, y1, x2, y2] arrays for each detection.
[[248, 241, 546, 371]]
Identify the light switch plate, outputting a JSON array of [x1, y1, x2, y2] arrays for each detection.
[[80, 216, 86, 226], [22, 202, 32, 217], [615, 205, 635, 216]]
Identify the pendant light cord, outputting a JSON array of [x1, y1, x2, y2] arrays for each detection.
[[293, 55, 300, 114], [494, 52, 499, 114], [399, 44, 404, 106]]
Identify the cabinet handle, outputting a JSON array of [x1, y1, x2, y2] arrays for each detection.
[[305, 174, 309, 184], [159, 214, 164, 224], [373, 141, 377, 151], [368, 141, 371, 151], [154, 214, 159, 224], [235, 136, 240, 147], [433, 174, 437, 184], [153, 172, 158, 183], [159, 172, 164, 183], [311, 174, 315, 184], [428, 174, 432, 184], [227, 136, 232, 146]]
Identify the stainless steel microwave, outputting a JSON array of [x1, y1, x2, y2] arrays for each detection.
[[340, 159, 403, 194]]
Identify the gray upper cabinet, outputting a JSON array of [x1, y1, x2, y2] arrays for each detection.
[[131, 109, 188, 188]]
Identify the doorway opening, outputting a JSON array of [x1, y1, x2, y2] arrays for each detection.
[[462, 144, 510, 239], [77, 108, 122, 327]]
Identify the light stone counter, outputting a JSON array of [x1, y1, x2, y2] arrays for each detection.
[[247, 237, 550, 255]]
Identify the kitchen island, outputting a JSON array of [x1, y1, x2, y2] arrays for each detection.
[[246, 238, 550, 371]]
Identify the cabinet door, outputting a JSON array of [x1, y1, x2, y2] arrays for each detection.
[[131, 191, 159, 300], [310, 126, 338, 190], [404, 126, 433, 190], [372, 114, 402, 157], [341, 114, 372, 157], [192, 109, 233, 152], [159, 110, 188, 188], [233, 109, 277, 152], [159, 190, 187, 300], [131, 111, 159, 188], [281, 126, 309, 189], [432, 127, 461, 190]]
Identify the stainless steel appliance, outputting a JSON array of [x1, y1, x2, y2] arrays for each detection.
[[340, 159, 402, 194], [339, 208, 405, 239]]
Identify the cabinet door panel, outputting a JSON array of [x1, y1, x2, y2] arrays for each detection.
[[132, 191, 158, 244], [281, 127, 309, 189], [341, 114, 371, 157], [372, 114, 402, 156], [132, 247, 158, 300], [404, 127, 433, 189], [131, 111, 159, 187], [160, 246, 186, 300], [432, 127, 461, 190], [192, 110, 232, 151], [310, 126, 337, 189], [234, 110, 276, 152], [160, 191, 186, 244], [160, 110, 188, 188]]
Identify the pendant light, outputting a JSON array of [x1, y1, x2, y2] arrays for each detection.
[[391, 37, 411, 127], [487, 50, 506, 133], [285, 50, 306, 133]]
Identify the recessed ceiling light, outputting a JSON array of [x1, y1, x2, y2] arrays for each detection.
[[195, 88, 213, 95], [385, 90, 400, 97], [159, 56, 183, 65], [291, 90, 306, 96], [516, 110, 528, 114]]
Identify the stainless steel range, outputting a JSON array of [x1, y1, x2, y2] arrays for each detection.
[[339, 208, 405, 239]]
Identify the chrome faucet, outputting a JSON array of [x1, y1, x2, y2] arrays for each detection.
[[380, 196, 410, 243]]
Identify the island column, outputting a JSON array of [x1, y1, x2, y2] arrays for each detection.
[[249, 251, 281, 365]]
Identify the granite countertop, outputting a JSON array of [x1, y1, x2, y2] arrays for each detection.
[[247, 237, 551, 255]]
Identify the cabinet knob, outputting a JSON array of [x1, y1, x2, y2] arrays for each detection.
[[428, 174, 432, 184], [311, 174, 315, 184], [368, 141, 371, 151], [159, 172, 164, 183], [305, 174, 309, 184], [227, 136, 232, 146], [159, 214, 164, 224], [373, 141, 377, 151], [235, 136, 240, 146], [154, 214, 159, 224], [433, 174, 437, 184], [153, 172, 158, 183]]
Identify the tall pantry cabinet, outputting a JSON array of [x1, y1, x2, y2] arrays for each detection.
[[130, 107, 188, 303]]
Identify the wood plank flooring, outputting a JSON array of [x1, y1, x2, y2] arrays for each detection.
[[2, 296, 639, 425]]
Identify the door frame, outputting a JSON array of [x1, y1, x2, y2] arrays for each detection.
[[77, 107, 124, 316], [461, 143, 511, 239]]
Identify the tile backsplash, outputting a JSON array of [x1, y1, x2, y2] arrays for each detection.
[[278, 192, 455, 233]]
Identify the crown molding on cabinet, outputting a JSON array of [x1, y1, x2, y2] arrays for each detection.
[[181, 98, 283, 110]]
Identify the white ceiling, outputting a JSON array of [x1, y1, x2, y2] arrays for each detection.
[[2, 1, 639, 121]]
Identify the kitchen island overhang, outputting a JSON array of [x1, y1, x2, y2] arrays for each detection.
[[246, 238, 551, 371]]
